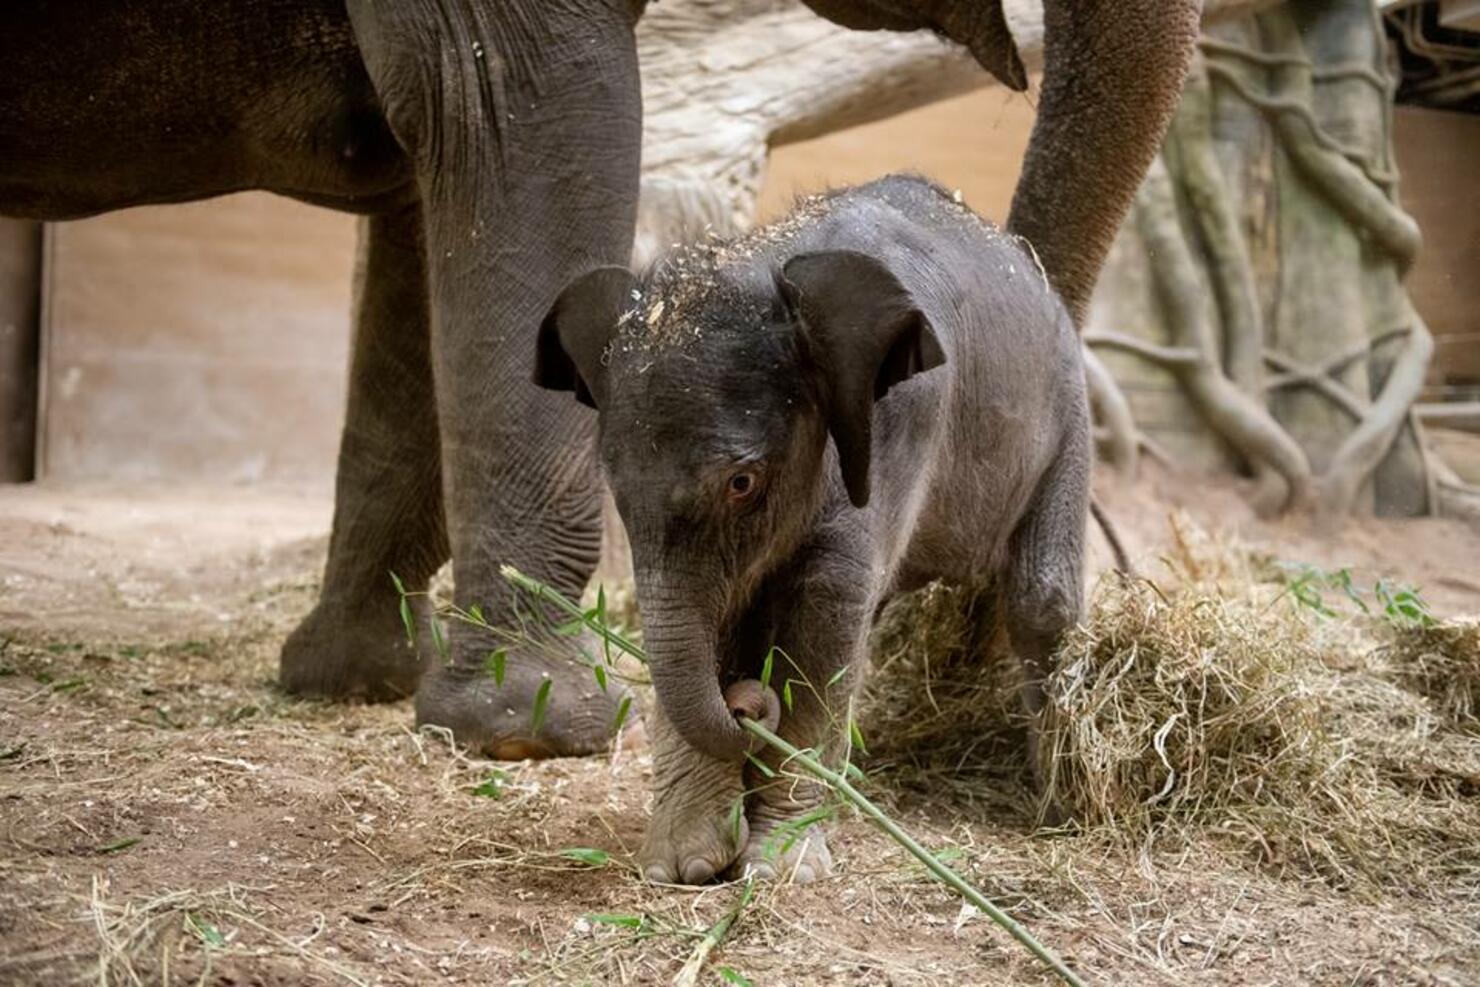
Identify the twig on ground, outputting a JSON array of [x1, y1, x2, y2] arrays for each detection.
[[673, 878, 755, 987]]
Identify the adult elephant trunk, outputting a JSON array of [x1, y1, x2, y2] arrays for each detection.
[[639, 585, 781, 762], [1008, 0, 1202, 323]]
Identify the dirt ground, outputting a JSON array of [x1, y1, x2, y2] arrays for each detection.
[[2, 472, 1478, 986]]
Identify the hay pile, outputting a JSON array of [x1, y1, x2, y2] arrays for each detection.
[[864, 515, 1480, 899], [1384, 618, 1480, 728], [864, 581, 1031, 814]]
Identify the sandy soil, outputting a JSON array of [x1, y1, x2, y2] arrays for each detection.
[[1, 473, 1477, 986]]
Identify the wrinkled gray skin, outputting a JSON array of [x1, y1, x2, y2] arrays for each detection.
[[538, 175, 1088, 883], [1, 0, 1196, 761]]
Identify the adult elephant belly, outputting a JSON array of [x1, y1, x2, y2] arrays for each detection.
[[0, 0, 414, 220]]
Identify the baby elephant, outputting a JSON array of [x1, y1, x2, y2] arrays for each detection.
[[536, 175, 1088, 884]]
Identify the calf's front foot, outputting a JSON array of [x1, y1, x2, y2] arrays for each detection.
[[638, 710, 748, 884], [732, 747, 834, 884], [734, 810, 833, 884]]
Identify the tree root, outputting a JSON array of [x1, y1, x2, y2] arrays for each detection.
[[1134, 158, 1314, 514], [1082, 347, 1139, 478], [1317, 312, 1435, 516], [1168, 56, 1269, 413]]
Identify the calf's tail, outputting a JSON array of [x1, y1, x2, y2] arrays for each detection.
[[1089, 499, 1133, 577]]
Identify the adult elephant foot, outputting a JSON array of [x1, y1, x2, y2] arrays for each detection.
[[414, 631, 632, 759], [279, 594, 426, 702]]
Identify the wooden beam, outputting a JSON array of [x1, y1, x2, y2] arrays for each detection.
[[0, 219, 41, 483]]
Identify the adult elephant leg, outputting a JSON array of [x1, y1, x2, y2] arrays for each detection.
[[1007, 0, 1201, 321], [348, 0, 642, 757], [281, 203, 446, 701]]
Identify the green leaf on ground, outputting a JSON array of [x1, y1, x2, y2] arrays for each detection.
[[185, 913, 227, 947], [470, 771, 507, 799]]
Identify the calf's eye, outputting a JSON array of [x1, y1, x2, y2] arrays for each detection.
[[727, 470, 760, 501]]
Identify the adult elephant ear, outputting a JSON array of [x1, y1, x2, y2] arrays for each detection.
[[798, 0, 1026, 91], [535, 267, 636, 410], [951, 2, 1027, 92], [780, 250, 946, 509]]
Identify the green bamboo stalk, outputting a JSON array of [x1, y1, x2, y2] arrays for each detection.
[[673, 878, 755, 987], [497, 567, 1087, 987], [501, 564, 646, 662], [739, 718, 1086, 987]]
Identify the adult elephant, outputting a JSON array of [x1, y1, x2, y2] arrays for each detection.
[[0, 0, 1197, 758]]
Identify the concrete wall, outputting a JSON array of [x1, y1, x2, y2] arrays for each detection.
[[762, 87, 1034, 224], [37, 194, 355, 485]]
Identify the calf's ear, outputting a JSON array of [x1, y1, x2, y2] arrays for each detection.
[[535, 267, 636, 409], [779, 250, 945, 509]]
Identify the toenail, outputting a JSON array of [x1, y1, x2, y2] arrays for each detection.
[[680, 859, 717, 884]]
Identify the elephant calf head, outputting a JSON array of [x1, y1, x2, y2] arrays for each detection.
[[535, 228, 946, 761]]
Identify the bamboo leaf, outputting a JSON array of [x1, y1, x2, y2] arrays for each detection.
[[530, 677, 553, 735], [612, 695, 633, 733], [596, 585, 612, 665], [470, 771, 506, 799], [185, 913, 226, 948], [745, 753, 776, 779], [484, 649, 507, 686]]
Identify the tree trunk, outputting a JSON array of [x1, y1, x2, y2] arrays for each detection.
[[1085, 0, 1474, 521]]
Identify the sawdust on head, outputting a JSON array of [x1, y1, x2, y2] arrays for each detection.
[[613, 175, 1013, 355]]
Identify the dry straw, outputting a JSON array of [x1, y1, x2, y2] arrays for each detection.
[[863, 514, 1480, 901], [1384, 618, 1480, 729]]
